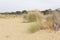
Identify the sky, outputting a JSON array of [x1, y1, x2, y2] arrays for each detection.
[[0, 0, 60, 12]]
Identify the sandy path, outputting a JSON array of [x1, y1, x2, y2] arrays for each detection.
[[0, 17, 60, 40]]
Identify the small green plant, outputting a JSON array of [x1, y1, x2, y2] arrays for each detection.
[[28, 23, 40, 33]]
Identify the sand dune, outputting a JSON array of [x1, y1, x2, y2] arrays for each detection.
[[0, 17, 60, 40]]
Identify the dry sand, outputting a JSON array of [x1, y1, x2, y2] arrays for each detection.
[[0, 17, 60, 40]]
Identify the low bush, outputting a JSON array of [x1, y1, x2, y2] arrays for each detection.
[[23, 10, 54, 33], [23, 10, 45, 22]]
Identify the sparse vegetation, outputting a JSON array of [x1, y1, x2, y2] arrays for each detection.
[[28, 14, 54, 33], [0, 14, 17, 18], [25, 10, 47, 33], [0, 9, 60, 33], [26, 10, 55, 33]]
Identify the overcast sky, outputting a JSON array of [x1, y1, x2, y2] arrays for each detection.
[[0, 0, 60, 12]]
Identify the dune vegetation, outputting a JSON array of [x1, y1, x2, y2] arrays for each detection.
[[0, 9, 60, 33], [22, 10, 55, 33]]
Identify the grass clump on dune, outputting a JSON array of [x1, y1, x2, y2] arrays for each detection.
[[23, 10, 54, 33], [28, 16, 54, 33], [24, 10, 46, 33], [23, 10, 45, 22]]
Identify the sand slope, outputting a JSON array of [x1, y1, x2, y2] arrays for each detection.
[[0, 17, 60, 40]]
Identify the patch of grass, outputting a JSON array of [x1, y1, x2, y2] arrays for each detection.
[[28, 23, 39, 33], [0, 15, 17, 18]]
